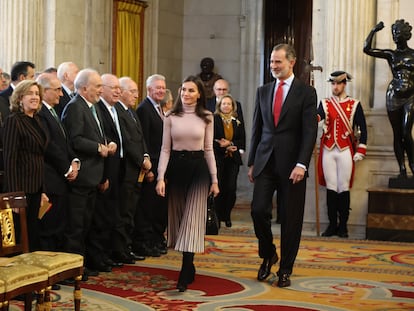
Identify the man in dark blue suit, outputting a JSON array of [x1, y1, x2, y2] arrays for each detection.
[[37, 73, 80, 252], [88, 73, 126, 272], [61, 68, 114, 279], [133, 74, 168, 257], [248, 44, 317, 288], [116, 76, 151, 262]]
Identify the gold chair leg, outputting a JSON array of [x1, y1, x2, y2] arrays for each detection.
[[35, 288, 45, 311], [0, 301, 7, 311], [74, 275, 82, 311], [43, 286, 52, 311]]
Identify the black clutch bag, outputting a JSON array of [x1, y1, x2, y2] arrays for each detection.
[[206, 194, 219, 235]]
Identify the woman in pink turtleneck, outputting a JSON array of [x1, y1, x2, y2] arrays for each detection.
[[156, 75, 220, 292]]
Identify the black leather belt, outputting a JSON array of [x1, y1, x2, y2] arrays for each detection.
[[171, 150, 204, 159]]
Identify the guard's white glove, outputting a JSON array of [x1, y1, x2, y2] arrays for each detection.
[[353, 152, 364, 162]]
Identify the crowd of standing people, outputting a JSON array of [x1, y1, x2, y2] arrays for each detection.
[[0, 42, 368, 291]]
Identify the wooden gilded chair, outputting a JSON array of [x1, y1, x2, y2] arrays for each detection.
[[0, 192, 49, 311], [0, 192, 84, 311]]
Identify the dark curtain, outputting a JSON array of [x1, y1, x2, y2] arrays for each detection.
[[263, 0, 313, 85]]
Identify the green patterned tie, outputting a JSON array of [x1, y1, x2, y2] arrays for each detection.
[[50, 107, 66, 137]]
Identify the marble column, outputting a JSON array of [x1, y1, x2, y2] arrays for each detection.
[[312, 0, 376, 110], [0, 0, 45, 71]]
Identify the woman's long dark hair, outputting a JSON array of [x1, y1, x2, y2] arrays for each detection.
[[170, 75, 211, 124]]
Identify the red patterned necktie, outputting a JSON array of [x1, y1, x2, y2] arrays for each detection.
[[273, 80, 285, 126]]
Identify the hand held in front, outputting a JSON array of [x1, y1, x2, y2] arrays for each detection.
[[289, 166, 305, 184], [156, 180, 165, 197], [209, 183, 219, 197]]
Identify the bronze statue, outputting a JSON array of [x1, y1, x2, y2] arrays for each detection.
[[364, 20, 414, 178], [197, 57, 222, 99]]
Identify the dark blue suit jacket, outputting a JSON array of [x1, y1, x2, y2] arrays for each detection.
[[95, 100, 121, 194], [136, 97, 163, 163], [116, 102, 148, 183], [248, 78, 317, 179], [38, 104, 76, 195], [61, 94, 106, 187]]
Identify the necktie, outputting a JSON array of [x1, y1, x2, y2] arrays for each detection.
[[90, 105, 103, 137], [128, 109, 136, 122], [111, 106, 123, 157], [273, 81, 285, 126], [50, 107, 66, 137], [157, 105, 164, 120], [49, 107, 59, 120]]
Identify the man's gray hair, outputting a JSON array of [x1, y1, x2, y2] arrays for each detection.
[[36, 73, 54, 89], [146, 74, 165, 88], [57, 62, 75, 81], [74, 68, 98, 91]]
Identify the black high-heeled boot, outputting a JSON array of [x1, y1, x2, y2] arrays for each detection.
[[177, 252, 195, 292]]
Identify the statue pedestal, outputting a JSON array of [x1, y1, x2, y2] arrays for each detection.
[[388, 177, 414, 189], [366, 187, 414, 242]]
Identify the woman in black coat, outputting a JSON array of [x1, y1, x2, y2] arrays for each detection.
[[213, 94, 245, 227], [3, 80, 48, 251]]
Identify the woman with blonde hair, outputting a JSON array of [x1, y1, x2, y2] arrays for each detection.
[[3, 80, 48, 251], [213, 94, 245, 227]]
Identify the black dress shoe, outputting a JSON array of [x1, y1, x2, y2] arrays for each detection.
[[15, 293, 35, 302], [177, 283, 187, 292], [104, 257, 124, 268], [277, 273, 291, 287], [337, 231, 349, 238], [225, 220, 232, 228], [134, 244, 161, 257], [257, 252, 279, 281], [81, 273, 88, 282], [156, 242, 168, 255], [129, 251, 145, 261], [321, 226, 337, 237], [82, 266, 99, 281], [88, 261, 112, 273], [113, 252, 136, 264], [60, 278, 75, 285]]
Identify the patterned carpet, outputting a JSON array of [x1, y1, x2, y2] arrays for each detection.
[[10, 210, 414, 311], [10, 224, 414, 310]]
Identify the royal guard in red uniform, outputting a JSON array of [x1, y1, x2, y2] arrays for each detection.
[[317, 71, 367, 238]]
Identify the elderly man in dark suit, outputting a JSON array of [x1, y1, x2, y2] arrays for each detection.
[[248, 44, 317, 288], [56, 62, 79, 117], [61, 68, 114, 279], [37, 73, 80, 252], [133, 74, 168, 257], [89, 73, 128, 272], [115, 76, 151, 262]]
